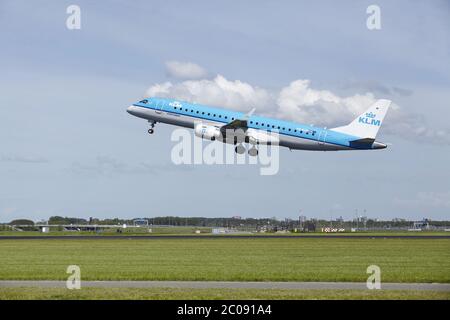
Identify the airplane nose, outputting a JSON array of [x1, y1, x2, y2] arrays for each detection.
[[127, 105, 137, 115]]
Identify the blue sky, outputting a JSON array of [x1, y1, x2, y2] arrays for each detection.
[[1, 0, 449, 222]]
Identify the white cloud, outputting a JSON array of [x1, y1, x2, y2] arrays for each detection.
[[146, 75, 384, 127], [396, 191, 450, 209], [0, 154, 49, 163], [69, 156, 193, 176], [1, 207, 18, 219], [275, 80, 376, 127], [165, 61, 208, 79], [417, 191, 450, 208], [146, 74, 274, 113], [382, 108, 450, 144], [145, 67, 450, 144]]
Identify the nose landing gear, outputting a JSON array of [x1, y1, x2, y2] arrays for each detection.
[[148, 121, 156, 134]]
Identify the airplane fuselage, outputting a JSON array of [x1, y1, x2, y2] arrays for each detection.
[[127, 97, 387, 151]]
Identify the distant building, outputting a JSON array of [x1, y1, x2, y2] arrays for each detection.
[[212, 228, 227, 234], [133, 218, 149, 226], [303, 221, 316, 232], [412, 218, 430, 230], [299, 215, 307, 229]]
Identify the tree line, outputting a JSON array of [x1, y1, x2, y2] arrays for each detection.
[[5, 216, 450, 230]]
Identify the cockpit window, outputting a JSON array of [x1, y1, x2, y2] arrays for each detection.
[[139, 99, 148, 104]]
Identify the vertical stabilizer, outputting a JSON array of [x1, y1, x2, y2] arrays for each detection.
[[331, 99, 391, 139]]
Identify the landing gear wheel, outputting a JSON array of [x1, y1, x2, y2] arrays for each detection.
[[248, 147, 258, 157], [147, 121, 156, 134], [235, 144, 246, 154]]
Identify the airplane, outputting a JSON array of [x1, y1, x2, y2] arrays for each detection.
[[127, 97, 391, 155]]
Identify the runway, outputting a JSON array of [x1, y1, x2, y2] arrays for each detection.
[[0, 235, 449, 240], [0, 280, 448, 291]]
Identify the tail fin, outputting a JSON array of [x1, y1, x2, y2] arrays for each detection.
[[331, 99, 391, 139]]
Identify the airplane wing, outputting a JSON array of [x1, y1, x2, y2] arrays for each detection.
[[220, 108, 255, 131], [220, 119, 248, 130]]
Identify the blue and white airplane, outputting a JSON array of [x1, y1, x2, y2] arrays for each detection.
[[127, 97, 391, 155]]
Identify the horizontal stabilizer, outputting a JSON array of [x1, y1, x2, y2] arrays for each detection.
[[349, 138, 375, 148]]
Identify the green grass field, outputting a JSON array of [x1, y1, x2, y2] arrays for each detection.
[[0, 226, 213, 236], [0, 287, 448, 300], [0, 238, 449, 283]]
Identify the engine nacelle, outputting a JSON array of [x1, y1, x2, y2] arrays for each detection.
[[246, 128, 279, 145], [194, 124, 221, 141]]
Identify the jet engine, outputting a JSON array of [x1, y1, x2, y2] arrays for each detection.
[[194, 124, 221, 141]]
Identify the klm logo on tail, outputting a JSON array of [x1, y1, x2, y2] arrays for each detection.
[[330, 99, 390, 139], [359, 112, 381, 126]]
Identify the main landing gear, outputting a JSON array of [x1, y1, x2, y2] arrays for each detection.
[[235, 144, 246, 154], [248, 147, 258, 157], [234, 144, 259, 156], [147, 121, 156, 134]]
